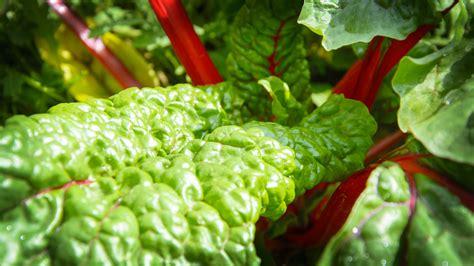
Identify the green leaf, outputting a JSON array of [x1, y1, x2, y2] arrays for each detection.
[[298, 0, 454, 50], [318, 162, 411, 265], [393, 39, 474, 165], [0, 85, 226, 207], [299, 95, 377, 178], [199, 81, 246, 125], [0, 86, 302, 265], [227, 0, 310, 118], [407, 174, 474, 265], [244, 95, 377, 195], [258, 76, 307, 126], [317, 162, 474, 265]]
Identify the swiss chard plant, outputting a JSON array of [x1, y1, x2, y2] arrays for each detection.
[[0, 0, 473, 265]]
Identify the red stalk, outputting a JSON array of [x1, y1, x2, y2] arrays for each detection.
[[397, 160, 474, 211], [334, 2, 459, 109], [149, 0, 223, 85], [286, 167, 374, 247], [365, 25, 435, 108], [285, 151, 471, 248], [365, 130, 408, 164], [309, 193, 331, 223], [256, 217, 270, 231], [336, 25, 433, 109], [377, 25, 434, 80], [354, 37, 385, 105], [47, 0, 141, 89], [283, 182, 334, 219], [332, 36, 385, 109], [368, 1, 459, 107], [332, 60, 363, 99]]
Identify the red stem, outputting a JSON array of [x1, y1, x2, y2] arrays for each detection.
[[285, 151, 472, 248], [309, 193, 331, 223], [149, 0, 223, 85], [286, 167, 374, 247], [365, 130, 408, 163], [354, 36, 385, 106], [332, 60, 363, 99], [376, 25, 434, 80], [47, 0, 141, 89], [364, 24, 435, 108], [396, 160, 474, 212], [369, 0, 459, 107], [334, 2, 459, 109]]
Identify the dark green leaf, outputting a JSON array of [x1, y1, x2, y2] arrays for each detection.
[[258, 77, 307, 126], [318, 162, 411, 265], [407, 174, 474, 265], [227, 0, 310, 118], [298, 0, 454, 50], [244, 95, 377, 195], [393, 39, 474, 164]]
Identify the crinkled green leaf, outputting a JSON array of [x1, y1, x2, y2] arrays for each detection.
[[0, 85, 226, 212], [393, 38, 474, 165], [318, 162, 411, 265], [199, 81, 246, 125], [258, 76, 307, 126], [227, 0, 310, 118], [0, 125, 300, 265], [298, 0, 454, 50], [0, 86, 307, 265], [244, 95, 376, 195], [407, 174, 474, 265]]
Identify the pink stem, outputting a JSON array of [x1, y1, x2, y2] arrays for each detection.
[[149, 0, 223, 85], [47, 0, 141, 89]]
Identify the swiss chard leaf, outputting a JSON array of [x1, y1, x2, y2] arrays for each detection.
[[244, 95, 376, 196], [298, 0, 454, 50], [314, 162, 474, 265], [0, 85, 226, 212], [0, 87, 299, 265], [407, 173, 474, 265], [317, 162, 411, 265], [199, 81, 245, 125], [393, 38, 474, 165], [227, 0, 310, 118], [258, 77, 307, 126]]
